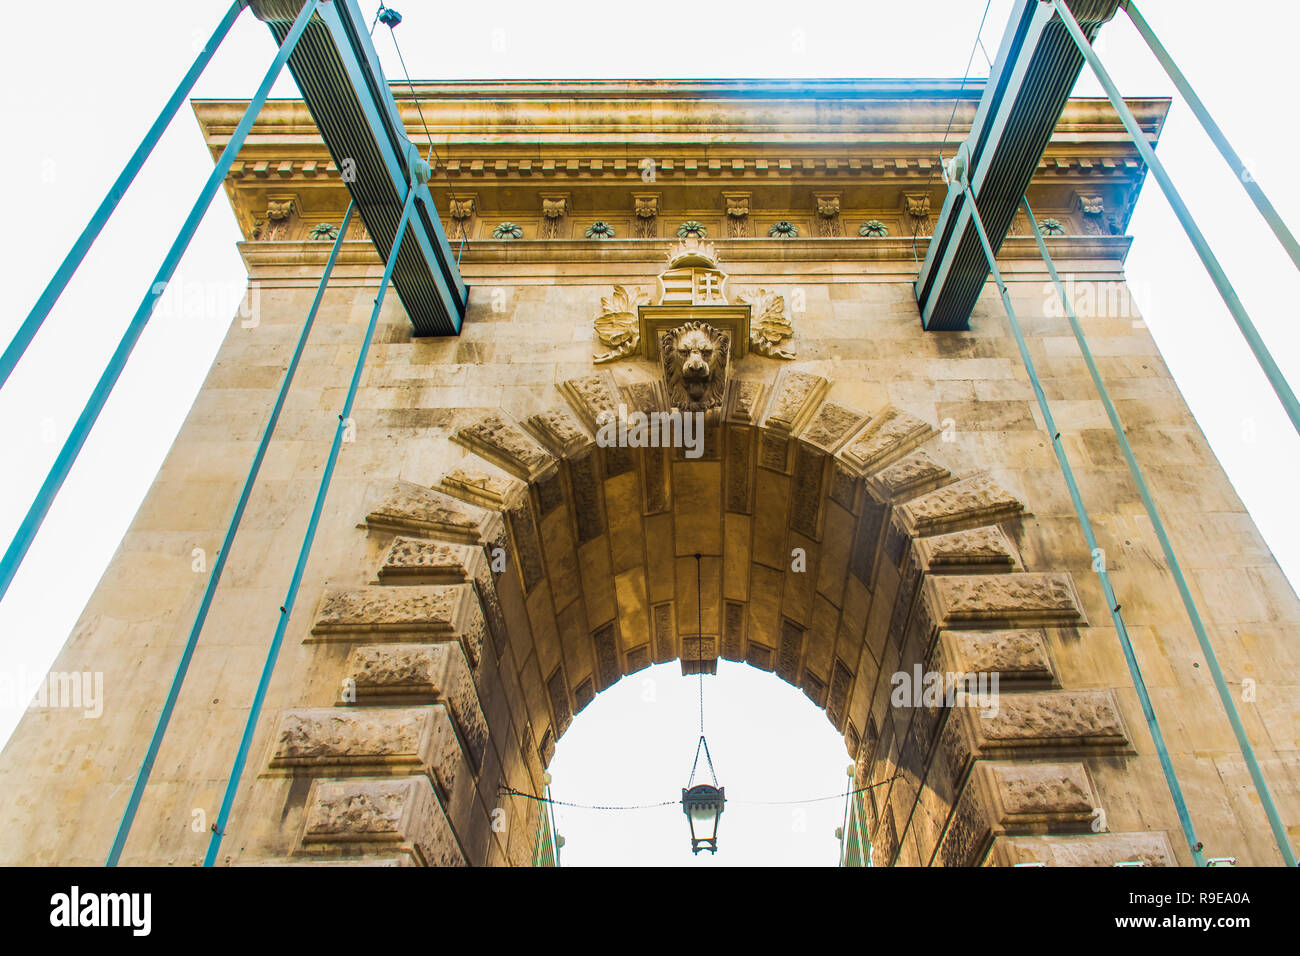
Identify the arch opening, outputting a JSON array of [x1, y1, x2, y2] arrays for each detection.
[[546, 660, 852, 866], [243, 361, 1168, 868]]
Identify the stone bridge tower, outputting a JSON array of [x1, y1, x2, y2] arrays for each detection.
[[0, 80, 1295, 866]]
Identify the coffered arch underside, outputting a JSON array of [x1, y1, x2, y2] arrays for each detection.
[[261, 365, 1180, 868]]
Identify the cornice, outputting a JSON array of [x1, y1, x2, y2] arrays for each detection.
[[193, 94, 1169, 144], [238, 235, 1131, 272]]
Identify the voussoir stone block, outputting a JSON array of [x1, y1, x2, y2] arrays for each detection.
[[366, 480, 494, 544], [523, 407, 593, 458], [936, 760, 1098, 867], [269, 705, 467, 799], [913, 525, 1018, 573], [378, 537, 475, 582], [936, 629, 1056, 685], [899, 474, 1023, 536], [452, 412, 557, 482], [762, 369, 829, 436], [559, 371, 621, 431], [343, 642, 488, 768], [940, 688, 1131, 782], [867, 450, 952, 501], [984, 831, 1177, 867], [840, 405, 932, 474], [311, 583, 486, 664], [800, 401, 871, 454], [298, 776, 465, 867], [439, 467, 525, 512], [923, 572, 1084, 628]]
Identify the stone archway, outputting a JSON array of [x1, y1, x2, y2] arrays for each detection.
[[255, 362, 1178, 868]]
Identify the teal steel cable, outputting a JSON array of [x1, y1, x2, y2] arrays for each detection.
[[1123, 1, 1300, 274], [106, 202, 355, 866], [1023, 198, 1296, 866], [0, 0, 322, 605], [958, 171, 1205, 866], [0, 0, 245, 391], [203, 182, 419, 867], [1051, 0, 1300, 438]]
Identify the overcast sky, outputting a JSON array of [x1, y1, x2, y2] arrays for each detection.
[[1, 1, 1297, 866]]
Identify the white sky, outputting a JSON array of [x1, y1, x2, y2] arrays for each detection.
[[1, 1, 1297, 866]]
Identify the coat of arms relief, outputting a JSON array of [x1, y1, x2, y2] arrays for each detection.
[[590, 239, 795, 412]]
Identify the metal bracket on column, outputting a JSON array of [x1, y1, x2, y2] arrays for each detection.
[[915, 0, 1123, 331], [248, 0, 467, 336]]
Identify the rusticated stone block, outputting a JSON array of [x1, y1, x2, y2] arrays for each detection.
[[943, 689, 1131, 782], [937, 761, 1097, 867], [311, 584, 486, 665], [899, 474, 1022, 536], [913, 526, 1018, 573], [867, 450, 952, 502], [840, 405, 932, 474], [559, 371, 621, 431], [452, 412, 557, 482], [522, 407, 593, 459], [725, 378, 767, 425], [298, 777, 465, 867], [762, 369, 829, 436], [366, 480, 494, 543], [270, 706, 467, 800], [378, 537, 474, 583], [241, 856, 415, 867], [343, 642, 488, 768], [985, 831, 1177, 867], [936, 629, 1056, 685], [439, 468, 524, 512], [801, 402, 870, 454], [923, 572, 1084, 628]]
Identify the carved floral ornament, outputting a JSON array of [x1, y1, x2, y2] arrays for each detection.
[[591, 238, 794, 365]]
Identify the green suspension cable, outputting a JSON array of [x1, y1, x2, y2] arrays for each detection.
[[1051, 0, 1300, 439], [1024, 197, 1296, 866], [106, 203, 356, 866], [1123, 0, 1300, 274], [204, 179, 421, 867], [957, 170, 1204, 866]]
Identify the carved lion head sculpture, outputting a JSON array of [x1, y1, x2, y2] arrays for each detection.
[[816, 197, 840, 217], [660, 321, 730, 413]]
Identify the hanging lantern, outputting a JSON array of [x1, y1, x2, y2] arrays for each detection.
[[681, 781, 725, 854], [682, 732, 724, 854]]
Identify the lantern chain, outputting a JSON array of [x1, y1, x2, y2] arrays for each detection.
[[695, 552, 704, 735], [499, 776, 899, 812]]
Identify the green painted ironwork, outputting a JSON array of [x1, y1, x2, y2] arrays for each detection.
[[1052, 0, 1300, 438], [958, 170, 1205, 866], [107, 201, 357, 867], [203, 173, 420, 868], [1023, 197, 1296, 867], [531, 784, 561, 866], [842, 788, 870, 867], [1124, 0, 1300, 274], [0, 0, 244, 391], [0, 0, 319, 606]]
